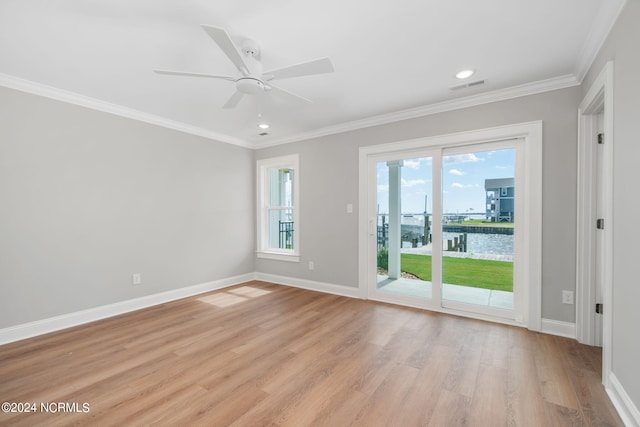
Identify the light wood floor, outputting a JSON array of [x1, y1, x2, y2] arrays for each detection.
[[0, 281, 623, 426]]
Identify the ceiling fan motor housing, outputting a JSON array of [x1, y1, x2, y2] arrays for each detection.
[[237, 77, 264, 94]]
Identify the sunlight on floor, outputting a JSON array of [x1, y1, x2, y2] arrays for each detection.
[[197, 286, 272, 307], [228, 286, 272, 298]]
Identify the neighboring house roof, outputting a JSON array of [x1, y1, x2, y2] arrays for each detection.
[[485, 178, 514, 190]]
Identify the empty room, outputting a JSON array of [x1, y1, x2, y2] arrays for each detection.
[[1, 0, 639, 425]]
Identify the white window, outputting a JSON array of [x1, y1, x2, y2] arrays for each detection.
[[257, 154, 300, 262]]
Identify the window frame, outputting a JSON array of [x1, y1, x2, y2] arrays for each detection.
[[256, 154, 300, 262]]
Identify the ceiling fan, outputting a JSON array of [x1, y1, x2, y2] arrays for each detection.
[[154, 25, 334, 109]]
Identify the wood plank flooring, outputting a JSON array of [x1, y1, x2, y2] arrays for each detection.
[[0, 281, 623, 426]]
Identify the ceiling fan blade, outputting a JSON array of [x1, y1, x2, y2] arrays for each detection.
[[154, 69, 235, 81], [222, 91, 245, 109], [263, 57, 334, 81], [201, 25, 250, 75], [266, 83, 312, 104]]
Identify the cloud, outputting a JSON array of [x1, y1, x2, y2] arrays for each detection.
[[402, 178, 426, 187], [377, 184, 389, 192], [403, 159, 422, 169], [449, 168, 465, 176], [444, 153, 484, 164], [451, 182, 473, 189]]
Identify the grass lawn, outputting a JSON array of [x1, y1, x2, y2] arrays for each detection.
[[400, 253, 513, 292]]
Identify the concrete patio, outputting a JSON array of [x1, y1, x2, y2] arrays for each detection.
[[376, 275, 514, 310]]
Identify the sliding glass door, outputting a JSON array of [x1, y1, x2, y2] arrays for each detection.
[[367, 140, 524, 321], [440, 146, 517, 318]]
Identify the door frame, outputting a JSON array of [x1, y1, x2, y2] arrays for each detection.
[[358, 121, 542, 330], [576, 61, 613, 385]]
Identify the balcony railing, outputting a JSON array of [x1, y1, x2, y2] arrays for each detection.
[[279, 221, 294, 249]]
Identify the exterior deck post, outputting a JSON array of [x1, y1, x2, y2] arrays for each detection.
[[387, 160, 403, 280]]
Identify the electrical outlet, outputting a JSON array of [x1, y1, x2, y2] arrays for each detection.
[[346, 203, 353, 213], [562, 290, 574, 305], [308, 261, 314, 270], [132, 273, 142, 285]]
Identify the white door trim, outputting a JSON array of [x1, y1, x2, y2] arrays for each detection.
[[576, 61, 614, 385], [358, 121, 542, 330]]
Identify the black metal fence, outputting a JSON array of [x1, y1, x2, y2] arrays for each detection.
[[279, 221, 294, 249], [377, 222, 389, 249]]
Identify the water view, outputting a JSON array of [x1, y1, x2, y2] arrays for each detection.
[[391, 215, 515, 257]]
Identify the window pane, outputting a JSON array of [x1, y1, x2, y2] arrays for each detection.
[[376, 157, 434, 299], [268, 209, 294, 250], [269, 167, 294, 207], [441, 148, 514, 309]]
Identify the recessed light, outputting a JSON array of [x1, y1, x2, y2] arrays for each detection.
[[258, 123, 269, 130], [455, 69, 475, 79]]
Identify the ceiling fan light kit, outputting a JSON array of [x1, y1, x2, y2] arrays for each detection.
[[154, 25, 334, 109], [237, 77, 265, 95]]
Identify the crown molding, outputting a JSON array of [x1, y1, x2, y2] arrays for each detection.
[[573, 0, 627, 83], [1, 71, 580, 151], [0, 73, 252, 148], [253, 74, 579, 149]]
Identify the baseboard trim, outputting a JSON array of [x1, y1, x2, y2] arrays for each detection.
[[254, 272, 362, 299], [540, 318, 576, 339], [0, 273, 255, 346], [0, 275, 587, 347], [607, 373, 640, 427]]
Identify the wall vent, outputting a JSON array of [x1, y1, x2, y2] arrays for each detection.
[[449, 79, 486, 91]]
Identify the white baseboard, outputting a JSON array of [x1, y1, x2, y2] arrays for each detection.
[[254, 272, 362, 299], [0, 274, 587, 349], [540, 318, 576, 339], [0, 273, 255, 346], [607, 373, 640, 427]]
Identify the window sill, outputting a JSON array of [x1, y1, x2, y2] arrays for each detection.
[[256, 251, 300, 263]]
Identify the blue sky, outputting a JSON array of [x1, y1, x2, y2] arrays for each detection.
[[377, 148, 515, 214]]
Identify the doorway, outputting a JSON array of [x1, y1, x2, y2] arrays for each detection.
[[359, 122, 542, 328], [576, 61, 614, 386]]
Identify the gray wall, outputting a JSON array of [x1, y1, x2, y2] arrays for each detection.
[[0, 87, 255, 328], [582, 0, 640, 411], [256, 87, 582, 323]]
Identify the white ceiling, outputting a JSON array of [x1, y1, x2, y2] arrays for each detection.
[[0, 0, 625, 148]]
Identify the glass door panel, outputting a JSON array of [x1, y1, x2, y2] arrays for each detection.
[[441, 148, 515, 312], [376, 156, 434, 300]]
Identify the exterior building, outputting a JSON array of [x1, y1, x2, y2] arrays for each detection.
[[485, 178, 515, 222]]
